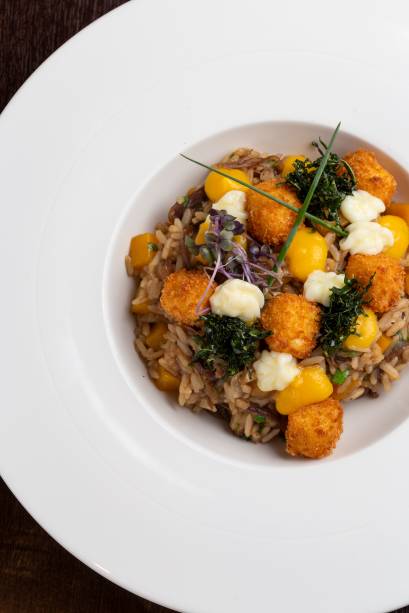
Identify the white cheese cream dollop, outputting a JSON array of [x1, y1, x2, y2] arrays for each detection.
[[212, 190, 247, 224], [304, 270, 345, 307], [340, 189, 385, 223], [253, 350, 300, 392], [210, 279, 264, 322], [340, 221, 394, 255]]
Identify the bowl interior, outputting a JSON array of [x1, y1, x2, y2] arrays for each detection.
[[104, 120, 409, 465]]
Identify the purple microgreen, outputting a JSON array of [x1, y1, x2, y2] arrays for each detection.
[[195, 251, 221, 315], [233, 221, 245, 235], [199, 245, 213, 263], [205, 231, 218, 242], [194, 209, 282, 291], [220, 239, 234, 251], [260, 244, 273, 258], [185, 235, 199, 255]]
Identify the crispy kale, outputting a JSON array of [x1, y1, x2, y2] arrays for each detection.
[[285, 139, 356, 228], [320, 276, 372, 356], [193, 314, 269, 377]]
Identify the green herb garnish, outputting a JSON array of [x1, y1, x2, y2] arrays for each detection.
[[331, 368, 350, 385], [277, 123, 341, 263], [320, 277, 372, 356], [286, 141, 355, 228], [147, 242, 159, 252], [254, 415, 266, 425], [193, 314, 270, 377], [398, 330, 408, 343], [180, 154, 347, 237], [182, 195, 190, 207]]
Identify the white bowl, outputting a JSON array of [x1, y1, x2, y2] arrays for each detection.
[[106, 119, 409, 463]]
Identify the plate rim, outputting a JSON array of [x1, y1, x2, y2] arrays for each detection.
[[2, 2, 409, 612]]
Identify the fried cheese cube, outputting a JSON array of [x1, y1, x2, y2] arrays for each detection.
[[246, 179, 301, 248], [343, 149, 397, 205], [286, 398, 343, 459], [260, 293, 320, 359], [160, 269, 216, 325], [346, 253, 404, 314]]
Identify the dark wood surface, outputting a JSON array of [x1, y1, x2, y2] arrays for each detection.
[[0, 1, 407, 612]]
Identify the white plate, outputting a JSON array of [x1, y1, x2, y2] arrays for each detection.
[[1, 1, 409, 611]]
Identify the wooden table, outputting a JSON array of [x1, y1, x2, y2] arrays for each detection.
[[0, 2, 407, 611]]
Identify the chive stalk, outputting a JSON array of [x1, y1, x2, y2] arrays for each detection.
[[180, 151, 347, 237], [277, 122, 341, 263]]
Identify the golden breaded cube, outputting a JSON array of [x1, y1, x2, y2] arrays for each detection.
[[346, 253, 404, 314], [343, 149, 397, 205], [286, 398, 343, 459], [246, 179, 301, 248], [160, 269, 215, 326], [260, 293, 320, 359]]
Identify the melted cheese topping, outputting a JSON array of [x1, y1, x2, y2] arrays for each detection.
[[340, 221, 394, 255], [340, 189, 385, 223], [212, 190, 247, 224], [210, 279, 264, 322], [253, 350, 300, 392], [304, 270, 345, 307]]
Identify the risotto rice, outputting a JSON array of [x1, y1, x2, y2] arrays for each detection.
[[126, 141, 409, 459]]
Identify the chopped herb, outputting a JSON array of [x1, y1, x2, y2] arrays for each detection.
[[254, 415, 266, 425], [266, 275, 274, 287], [147, 242, 159, 252], [182, 195, 190, 207], [286, 140, 356, 228], [320, 277, 372, 356], [332, 368, 350, 385], [193, 314, 270, 378]]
